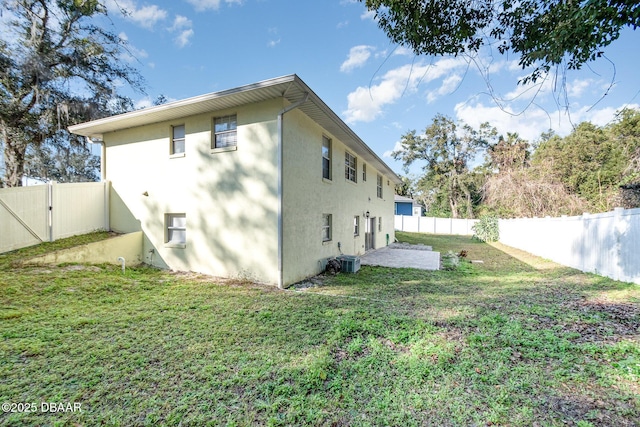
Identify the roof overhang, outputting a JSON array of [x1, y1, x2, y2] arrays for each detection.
[[69, 74, 402, 184]]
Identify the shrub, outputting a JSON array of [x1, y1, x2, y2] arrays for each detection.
[[472, 215, 500, 242]]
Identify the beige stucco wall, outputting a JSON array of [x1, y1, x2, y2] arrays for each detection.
[[281, 109, 396, 285], [26, 231, 143, 266], [104, 99, 281, 284]]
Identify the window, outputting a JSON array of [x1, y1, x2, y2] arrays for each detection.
[[354, 216, 360, 236], [322, 214, 332, 242], [345, 152, 357, 183], [166, 214, 186, 246], [213, 114, 237, 149], [378, 217, 382, 232], [362, 163, 367, 182], [322, 136, 331, 180], [377, 174, 383, 198], [171, 125, 185, 155]]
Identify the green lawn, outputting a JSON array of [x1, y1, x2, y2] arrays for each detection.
[[1, 231, 638, 426]]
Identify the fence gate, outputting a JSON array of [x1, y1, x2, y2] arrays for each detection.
[[0, 182, 109, 254], [0, 185, 50, 252]]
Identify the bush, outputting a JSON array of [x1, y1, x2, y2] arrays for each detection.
[[472, 215, 500, 242]]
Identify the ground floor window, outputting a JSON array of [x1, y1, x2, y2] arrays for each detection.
[[322, 214, 332, 242], [166, 213, 186, 246], [354, 215, 360, 236]]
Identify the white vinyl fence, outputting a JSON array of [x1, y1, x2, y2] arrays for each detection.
[[499, 207, 640, 285], [0, 181, 109, 253], [395, 215, 478, 235]]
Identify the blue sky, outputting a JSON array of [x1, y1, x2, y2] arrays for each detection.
[[85, 1, 640, 172]]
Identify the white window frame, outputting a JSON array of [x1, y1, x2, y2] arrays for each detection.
[[322, 136, 332, 180], [165, 213, 186, 248], [362, 163, 367, 182], [345, 151, 357, 183], [212, 114, 237, 152], [378, 216, 382, 232], [322, 214, 332, 242], [377, 174, 383, 198], [354, 215, 360, 236], [171, 124, 185, 157]]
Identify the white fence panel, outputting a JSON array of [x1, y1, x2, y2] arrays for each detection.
[[52, 182, 109, 240], [0, 182, 109, 254], [394, 215, 478, 236], [499, 208, 640, 284]]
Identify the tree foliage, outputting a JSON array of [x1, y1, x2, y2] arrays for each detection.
[[392, 114, 496, 218], [400, 109, 640, 219], [361, 0, 640, 83], [0, 0, 142, 186], [480, 108, 640, 217]]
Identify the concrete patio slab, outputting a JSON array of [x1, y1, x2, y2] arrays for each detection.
[[360, 245, 440, 270]]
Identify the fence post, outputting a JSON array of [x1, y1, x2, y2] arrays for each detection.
[[48, 182, 54, 242], [614, 207, 624, 281]]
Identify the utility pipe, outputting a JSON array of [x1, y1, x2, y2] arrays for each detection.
[[117, 256, 125, 274], [277, 92, 309, 289]]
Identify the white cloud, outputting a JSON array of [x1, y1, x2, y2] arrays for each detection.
[[118, 32, 148, 63], [343, 57, 470, 123], [383, 140, 404, 158], [184, 0, 242, 11], [392, 46, 414, 57], [106, 0, 168, 29], [360, 9, 376, 20], [170, 15, 194, 47], [567, 78, 595, 98], [453, 101, 640, 143], [175, 29, 194, 48], [268, 38, 281, 48], [171, 15, 192, 31], [454, 101, 557, 142], [340, 45, 375, 73], [426, 74, 463, 103]]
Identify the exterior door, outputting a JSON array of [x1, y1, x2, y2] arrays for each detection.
[[365, 217, 376, 251]]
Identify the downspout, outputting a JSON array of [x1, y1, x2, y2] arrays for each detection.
[[277, 92, 309, 289]]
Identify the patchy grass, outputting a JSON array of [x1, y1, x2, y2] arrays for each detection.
[[1, 232, 638, 426]]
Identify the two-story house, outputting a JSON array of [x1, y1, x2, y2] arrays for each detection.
[[69, 75, 402, 287]]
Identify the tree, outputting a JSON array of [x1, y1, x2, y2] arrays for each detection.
[[24, 132, 100, 182], [0, 0, 143, 187], [392, 114, 496, 218], [486, 133, 530, 174], [533, 122, 627, 211], [361, 0, 640, 84]]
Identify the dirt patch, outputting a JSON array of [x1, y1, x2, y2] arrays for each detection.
[[290, 274, 332, 290], [563, 299, 640, 343], [62, 265, 102, 272], [539, 383, 639, 427]]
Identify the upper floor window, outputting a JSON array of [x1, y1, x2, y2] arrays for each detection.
[[345, 151, 357, 183], [213, 114, 237, 149], [377, 174, 383, 198], [171, 125, 185, 155], [322, 136, 331, 180], [362, 163, 367, 182]]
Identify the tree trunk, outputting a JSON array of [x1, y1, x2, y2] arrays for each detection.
[[1, 124, 27, 187]]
